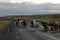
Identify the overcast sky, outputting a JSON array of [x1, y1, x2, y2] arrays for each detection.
[[0, 0, 60, 4], [0, 0, 60, 16]]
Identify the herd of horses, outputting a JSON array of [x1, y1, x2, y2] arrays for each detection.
[[15, 18, 60, 32], [40, 21, 60, 32]]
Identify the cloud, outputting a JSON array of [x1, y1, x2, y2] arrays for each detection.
[[0, 2, 60, 16], [0, 0, 60, 4], [0, 0, 9, 2]]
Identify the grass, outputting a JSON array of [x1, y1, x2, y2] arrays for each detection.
[[0, 20, 11, 32], [0, 14, 60, 32]]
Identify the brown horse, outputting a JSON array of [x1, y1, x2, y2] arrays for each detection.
[[47, 21, 60, 32]]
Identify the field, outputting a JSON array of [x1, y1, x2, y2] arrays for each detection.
[[0, 20, 11, 32], [0, 14, 60, 32], [8, 14, 60, 23]]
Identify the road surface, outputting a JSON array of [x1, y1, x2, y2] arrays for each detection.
[[13, 26, 60, 40], [0, 26, 60, 40], [0, 20, 60, 40]]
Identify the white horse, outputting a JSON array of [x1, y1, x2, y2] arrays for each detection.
[[33, 20, 40, 28], [19, 20, 23, 27]]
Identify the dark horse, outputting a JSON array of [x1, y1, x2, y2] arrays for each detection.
[[16, 18, 19, 28], [23, 20, 27, 28], [41, 21, 48, 32]]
